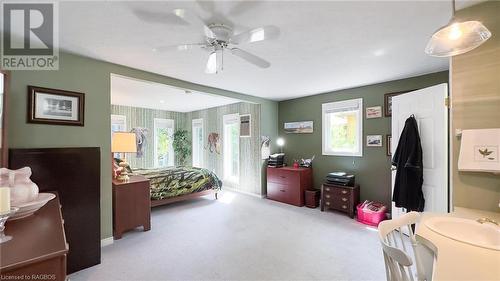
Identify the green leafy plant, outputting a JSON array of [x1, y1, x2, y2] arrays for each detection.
[[173, 129, 191, 166]]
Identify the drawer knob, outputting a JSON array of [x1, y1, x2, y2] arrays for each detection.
[[342, 205, 347, 209], [341, 190, 348, 194], [326, 202, 330, 205], [342, 198, 348, 202], [325, 188, 330, 191], [325, 194, 331, 199], [280, 189, 286, 192]]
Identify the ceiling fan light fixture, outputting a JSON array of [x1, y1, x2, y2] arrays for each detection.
[[425, 0, 491, 57], [205, 51, 217, 74], [425, 20, 491, 57]]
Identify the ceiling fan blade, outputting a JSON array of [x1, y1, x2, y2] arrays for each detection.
[[227, 1, 261, 17], [153, 43, 206, 52], [172, 9, 215, 39], [132, 9, 188, 25], [196, 0, 216, 14], [230, 48, 270, 68], [231, 26, 280, 45]]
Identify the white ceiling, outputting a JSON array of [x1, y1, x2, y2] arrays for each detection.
[[55, 1, 480, 101], [111, 74, 241, 112]]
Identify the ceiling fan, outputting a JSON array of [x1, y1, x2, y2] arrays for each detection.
[[137, 8, 280, 74]]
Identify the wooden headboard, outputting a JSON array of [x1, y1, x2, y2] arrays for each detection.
[[9, 147, 101, 274]]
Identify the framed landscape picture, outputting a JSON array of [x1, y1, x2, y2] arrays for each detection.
[[384, 89, 417, 117], [28, 86, 85, 126], [367, 135, 383, 147], [284, 121, 313, 134], [366, 106, 382, 119], [387, 135, 392, 156]]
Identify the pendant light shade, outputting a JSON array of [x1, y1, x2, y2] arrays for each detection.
[[425, 20, 491, 57], [425, 0, 491, 57]]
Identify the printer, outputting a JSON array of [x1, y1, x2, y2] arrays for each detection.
[[325, 172, 355, 186], [268, 153, 285, 168]]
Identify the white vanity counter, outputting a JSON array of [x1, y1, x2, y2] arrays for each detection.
[[417, 207, 500, 281]]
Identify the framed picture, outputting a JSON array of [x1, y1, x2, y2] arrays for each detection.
[[366, 106, 382, 119], [284, 121, 313, 134], [28, 86, 85, 126], [384, 90, 417, 117], [387, 135, 392, 156], [240, 114, 251, 137], [367, 135, 383, 147]]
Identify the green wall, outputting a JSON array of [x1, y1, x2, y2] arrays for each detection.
[[278, 71, 449, 208], [7, 52, 278, 239]]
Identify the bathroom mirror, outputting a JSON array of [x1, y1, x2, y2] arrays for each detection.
[[0, 71, 7, 167]]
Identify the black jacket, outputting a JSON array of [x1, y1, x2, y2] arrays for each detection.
[[392, 116, 424, 212]]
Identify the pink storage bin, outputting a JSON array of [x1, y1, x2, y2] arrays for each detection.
[[356, 203, 387, 226]]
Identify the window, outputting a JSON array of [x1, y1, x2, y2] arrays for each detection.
[[223, 114, 240, 185], [322, 98, 363, 157], [111, 115, 127, 158], [154, 118, 175, 167], [111, 115, 127, 133], [192, 118, 204, 168]]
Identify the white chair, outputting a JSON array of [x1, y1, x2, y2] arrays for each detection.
[[378, 212, 428, 281]]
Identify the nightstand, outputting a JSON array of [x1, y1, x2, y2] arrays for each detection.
[[112, 175, 151, 239], [321, 183, 360, 218]]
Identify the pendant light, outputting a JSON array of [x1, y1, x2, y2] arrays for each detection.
[[425, 0, 491, 57]]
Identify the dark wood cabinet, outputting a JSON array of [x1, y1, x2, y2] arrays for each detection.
[[112, 175, 151, 239], [1, 194, 68, 281], [267, 167, 312, 207], [9, 148, 101, 274], [321, 183, 360, 218]]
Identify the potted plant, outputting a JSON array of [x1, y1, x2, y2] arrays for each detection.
[[173, 129, 191, 166]]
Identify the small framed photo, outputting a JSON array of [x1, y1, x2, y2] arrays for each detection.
[[240, 114, 251, 137], [28, 86, 85, 126], [366, 106, 382, 119], [387, 135, 392, 156], [384, 89, 417, 117], [367, 135, 383, 147]]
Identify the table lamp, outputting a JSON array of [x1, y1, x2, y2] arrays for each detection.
[[276, 137, 285, 153], [112, 132, 137, 181]]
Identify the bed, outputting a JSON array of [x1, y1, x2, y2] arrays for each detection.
[[132, 166, 222, 207]]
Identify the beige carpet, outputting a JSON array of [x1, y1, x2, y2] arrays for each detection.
[[69, 191, 386, 281]]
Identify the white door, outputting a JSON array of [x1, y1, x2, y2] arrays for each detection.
[[391, 84, 448, 219]]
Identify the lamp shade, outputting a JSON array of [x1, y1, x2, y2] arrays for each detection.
[[425, 20, 491, 57], [112, 132, 137, 153]]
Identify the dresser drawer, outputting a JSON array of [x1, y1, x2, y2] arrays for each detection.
[[267, 168, 300, 184], [323, 197, 350, 211], [267, 182, 290, 203], [323, 186, 351, 196]]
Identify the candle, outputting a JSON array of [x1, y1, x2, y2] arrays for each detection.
[[0, 187, 10, 213]]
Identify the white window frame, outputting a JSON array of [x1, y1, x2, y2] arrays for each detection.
[[111, 114, 127, 133], [223, 113, 240, 185], [322, 98, 363, 157], [192, 118, 204, 168], [154, 118, 175, 167]]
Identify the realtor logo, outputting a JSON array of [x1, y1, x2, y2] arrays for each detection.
[[1, 2, 59, 70]]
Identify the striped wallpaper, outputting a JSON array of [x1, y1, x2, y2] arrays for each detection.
[[111, 102, 262, 195]]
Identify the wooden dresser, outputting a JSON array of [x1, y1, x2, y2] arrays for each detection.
[[112, 175, 151, 239], [321, 183, 360, 218], [267, 167, 312, 207], [0, 194, 68, 281]]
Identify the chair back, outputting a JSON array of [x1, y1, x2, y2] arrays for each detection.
[[378, 212, 426, 281]]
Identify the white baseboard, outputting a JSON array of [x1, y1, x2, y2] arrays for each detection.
[[101, 237, 114, 247]]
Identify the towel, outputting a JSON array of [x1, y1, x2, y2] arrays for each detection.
[[458, 128, 500, 173]]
